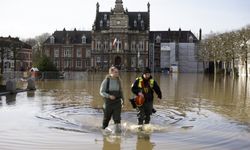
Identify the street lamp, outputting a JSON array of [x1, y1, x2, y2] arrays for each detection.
[[137, 49, 140, 69]]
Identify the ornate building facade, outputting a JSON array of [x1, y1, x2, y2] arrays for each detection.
[[42, 0, 202, 72], [91, 0, 150, 70]]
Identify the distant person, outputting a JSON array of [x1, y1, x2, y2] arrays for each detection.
[[100, 66, 124, 133], [131, 67, 162, 126]]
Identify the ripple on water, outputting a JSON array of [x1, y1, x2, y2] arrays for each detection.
[[34, 101, 250, 150]]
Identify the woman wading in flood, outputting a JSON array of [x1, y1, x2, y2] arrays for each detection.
[[99, 66, 124, 133]]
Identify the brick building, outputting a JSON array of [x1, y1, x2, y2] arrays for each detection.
[[0, 36, 32, 72], [43, 29, 91, 71]]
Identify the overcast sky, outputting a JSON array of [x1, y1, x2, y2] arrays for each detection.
[[0, 0, 249, 39]]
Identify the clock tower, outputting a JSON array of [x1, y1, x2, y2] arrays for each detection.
[[92, 0, 150, 71], [110, 0, 129, 30]]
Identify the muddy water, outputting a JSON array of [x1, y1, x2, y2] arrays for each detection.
[[1, 72, 250, 150]]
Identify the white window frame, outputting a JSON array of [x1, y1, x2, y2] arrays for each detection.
[[97, 41, 101, 50], [86, 49, 91, 58], [50, 36, 55, 44], [77, 48, 82, 58], [54, 60, 59, 68], [64, 60, 72, 68], [63, 48, 72, 57], [139, 41, 144, 51], [131, 41, 136, 51], [104, 14, 107, 20], [100, 20, 103, 27], [134, 20, 137, 27], [54, 48, 59, 57], [82, 35, 86, 44], [76, 60, 82, 68], [138, 13, 141, 20]]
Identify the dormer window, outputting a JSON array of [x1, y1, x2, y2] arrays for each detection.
[[50, 36, 55, 44], [104, 14, 107, 20], [82, 35, 86, 44], [134, 20, 137, 27], [100, 20, 103, 27], [107, 20, 110, 27], [138, 13, 141, 20], [156, 35, 161, 43], [189, 35, 193, 43], [141, 20, 144, 30]]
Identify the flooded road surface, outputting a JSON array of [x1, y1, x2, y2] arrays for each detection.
[[1, 72, 250, 150]]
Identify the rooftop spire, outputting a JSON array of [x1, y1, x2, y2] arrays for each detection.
[[113, 0, 124, 13]]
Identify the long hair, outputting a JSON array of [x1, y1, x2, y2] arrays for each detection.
[[105, 66, 122, 89]]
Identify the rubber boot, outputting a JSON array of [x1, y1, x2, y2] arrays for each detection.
[[114, 123, 121, 133]]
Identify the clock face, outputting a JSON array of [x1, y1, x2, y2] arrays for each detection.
[[116, 20, 121, 25]]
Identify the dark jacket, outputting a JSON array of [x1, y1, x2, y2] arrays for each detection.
[[131, 75, 162, 103]]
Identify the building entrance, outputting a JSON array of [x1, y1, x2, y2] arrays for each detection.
[[115, 56, 122, 69]]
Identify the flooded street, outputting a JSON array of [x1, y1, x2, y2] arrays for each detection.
[[1, 72, 250, 150]]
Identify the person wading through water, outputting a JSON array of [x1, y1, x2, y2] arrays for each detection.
[[100, 66, 124, 133], [131, 67, 162, 128]]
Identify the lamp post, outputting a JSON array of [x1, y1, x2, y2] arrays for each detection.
[[137, 49, 140, 70]]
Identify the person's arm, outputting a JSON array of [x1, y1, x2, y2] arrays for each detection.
[[100, 78, 110, 98], [153, 80, 162, 99], [131, 79, 141, 96]]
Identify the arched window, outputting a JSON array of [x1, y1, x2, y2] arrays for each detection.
[[189, 35, 193, 43], [156, 35, 161, 43]]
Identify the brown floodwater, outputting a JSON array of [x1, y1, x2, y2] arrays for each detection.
[[1, 72, 250, 150]]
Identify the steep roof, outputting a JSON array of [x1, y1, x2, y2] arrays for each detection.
[[149, 30, 199, 43], [93, 11, 149, 31], [44, 29, 92, 44], [127, 12, 149, 31], [94, 12, 111, 31], [0, 36, 32, 49]]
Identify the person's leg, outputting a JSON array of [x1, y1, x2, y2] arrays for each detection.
[[102, 104, 112, 129], [137, 106, 145, 125], [112, 102, 122, 133], [112, 102, 121, 124], [144, 114, 151, 124], [144, 103, 153, 124]]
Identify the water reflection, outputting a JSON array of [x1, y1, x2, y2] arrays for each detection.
[[136, 133, 154, 150], [103, 136, 121, 150], [6, 94, 16, 105], [27, 91, 35, 97], [1, 73, 250, 149]]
